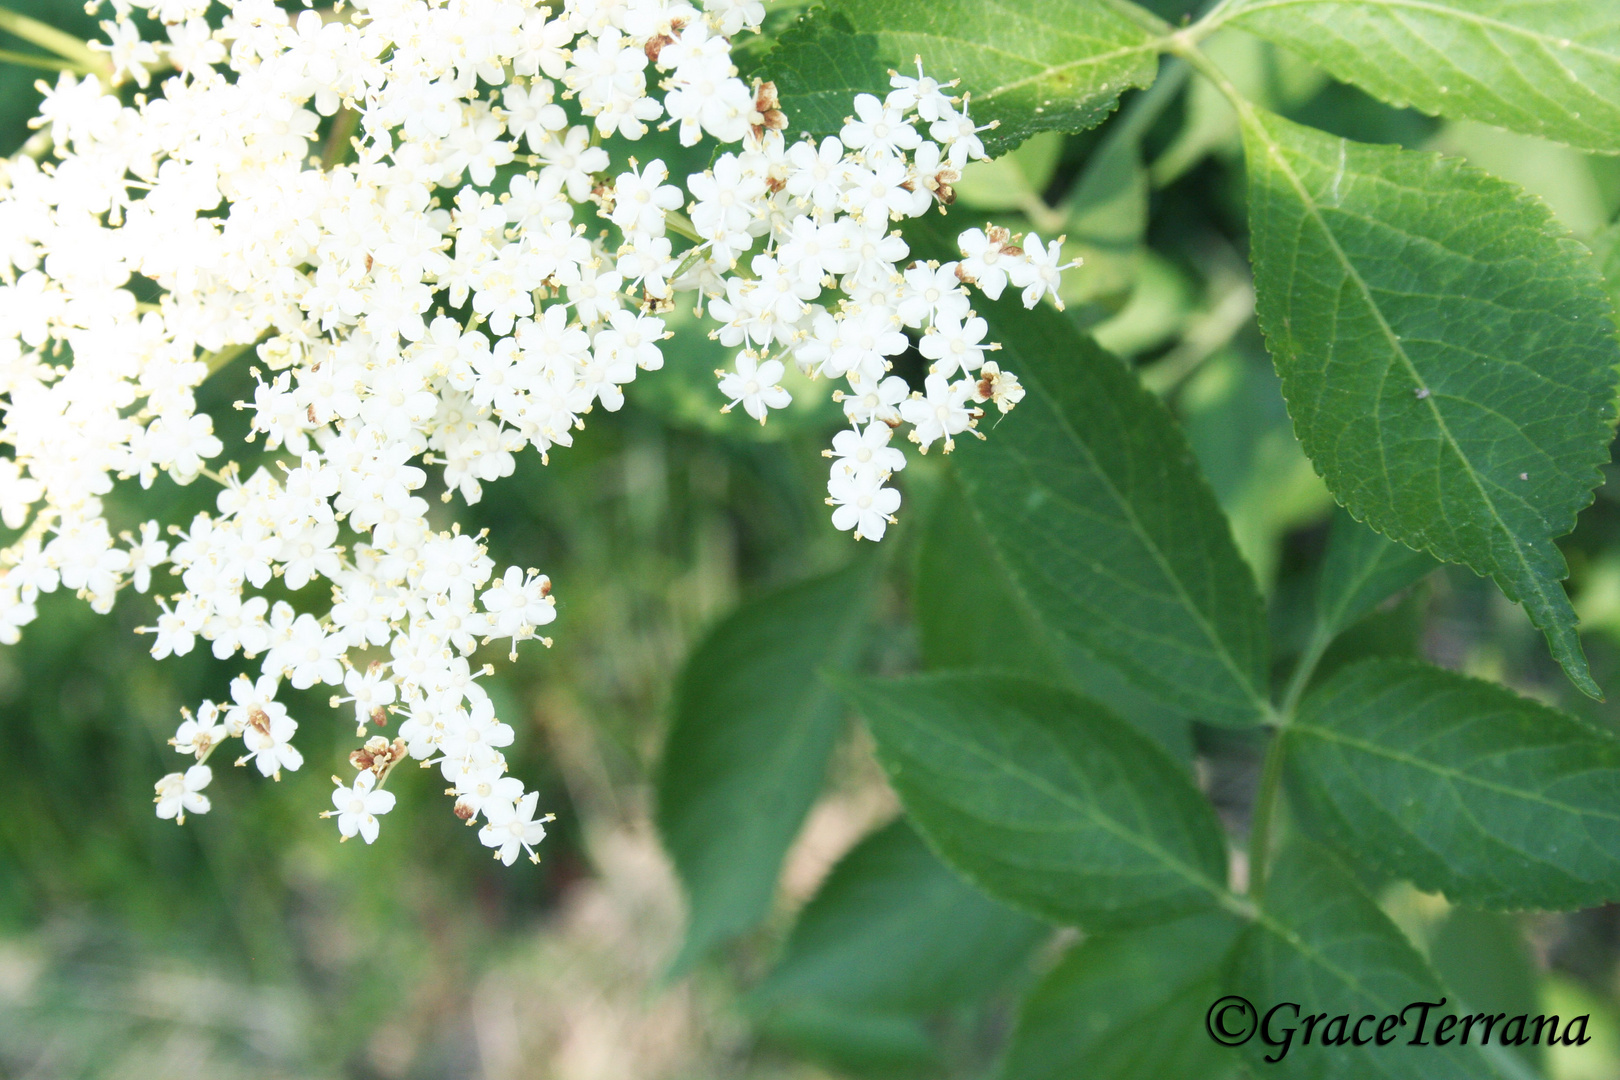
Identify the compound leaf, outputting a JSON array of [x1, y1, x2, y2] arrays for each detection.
[[915, 479, 1195, 762]]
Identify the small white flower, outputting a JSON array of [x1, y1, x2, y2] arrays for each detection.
[[480, 566, 556, 658], [827, 469, 902, 541], [479, 790, 554, 865], [825, 424, 907, 481], [919, 315, 992, 378], [327, 771, 396, 844], [957, 227, 1015, 301], [238, 708, 304, 780], [172, 701, 227, 758], [841, 93, 921, 160], [717, 352, 792, 423], [155, 765, 212, 824], [901, 373, 980, 453], [1006, 233, 1080, 310]]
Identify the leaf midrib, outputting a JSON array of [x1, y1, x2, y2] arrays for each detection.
[[875, 692, 1229, 906], [1244, 115, 1565, 636], [872, 30, 1158, 103], [1013, 349, 1270, 718], [1290, 719, 1620, 824]]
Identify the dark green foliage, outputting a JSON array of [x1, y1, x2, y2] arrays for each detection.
[[840, 673, 1230, 928], [13, 0, 1620, 1075], [1288, 659, 1620, 909], [657, 559, 876, 969], [1243, 108, 1620, 697]]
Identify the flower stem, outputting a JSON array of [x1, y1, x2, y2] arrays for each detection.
[[665, 209, 701, 243], [321, 107, 360, 169], [202, 337, 262, 377], [1246, 732, 1286, 899], [0, 5, 108, 77], [0, 46, 96, 74]]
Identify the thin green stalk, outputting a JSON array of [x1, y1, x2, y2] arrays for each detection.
[[1164, 29, 1254, 118], [1249, 584, 1340, 896], [1113, 55, 1192, 144], [1185, 0, 1245, 38], [665, 209, 701, 244], [1246, 732, 1286, 899], [1100, 0, 1173, 36], [0, 5, 107, 76], [0, 46, 95, 74], [1278, 626, 1329, 722], [320, 107, 361, 169], [202, 339, 259, 377]]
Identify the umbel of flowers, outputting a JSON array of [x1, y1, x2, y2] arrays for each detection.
[[0, 0, 1074, 860]]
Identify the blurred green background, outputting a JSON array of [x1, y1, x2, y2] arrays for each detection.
[[4, 2, 1620, 1077]]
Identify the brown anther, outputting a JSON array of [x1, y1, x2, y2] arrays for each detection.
[[364, 252, 373, 273], [643, 17, 685, 63], [348, 734, 401, 774], [749, 80, 787, 140]]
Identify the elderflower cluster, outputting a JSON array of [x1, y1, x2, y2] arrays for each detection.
[[0, 0, 1073, 859]]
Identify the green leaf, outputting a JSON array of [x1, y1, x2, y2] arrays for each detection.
[[1593, 221, 1620, 311], [840, 672, 1231, 928], [1222, 0, 1620, 153], [0, 0, 103, 155], [1241, 108, 1620, 698], [1179, 348, 1335, 588], [756, 1004, 938, 1078], [1287, 658, 1620, 910], [1230, 840, 1506, 1079], [1314, 509, 1438, 644], [915, 477, 1196, 763], [656, 560, 875, 970], [915, 477, 1069, 682], [755, 818, 1046, 1014], [626, 305, 843, 439], [948, 287, 1271, 725], [755, 0, 1162, 155], [999, 911, 1246, 1080], [953, 131, 1065, 212], [1429, 909, 1543, 1072]]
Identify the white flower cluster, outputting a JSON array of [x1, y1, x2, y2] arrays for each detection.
[[0, 0, 1073, 859]]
